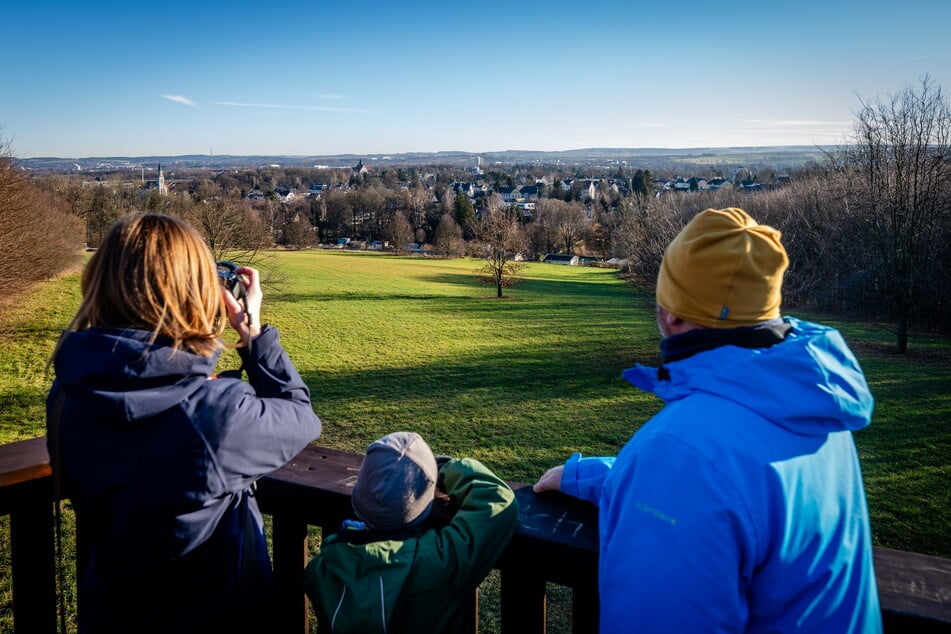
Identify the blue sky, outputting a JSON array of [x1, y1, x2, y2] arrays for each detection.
[[2, 0, 949, 158]]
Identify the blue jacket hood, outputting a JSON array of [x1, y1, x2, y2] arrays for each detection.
[[54, 328, 219, 422], [622, 317, 874, 435]]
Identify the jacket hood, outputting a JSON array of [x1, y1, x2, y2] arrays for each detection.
[[53, 328, 219, 422], [306, 535, 416, 634], [622, 317, 874, 435]]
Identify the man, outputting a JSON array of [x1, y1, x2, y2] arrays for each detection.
[[534, 208, 881, 633]]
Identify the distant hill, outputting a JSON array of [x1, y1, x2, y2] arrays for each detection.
[[15, 146, 834, 173]]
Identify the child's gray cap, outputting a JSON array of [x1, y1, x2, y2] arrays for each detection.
[[351, 431, 438, 531]]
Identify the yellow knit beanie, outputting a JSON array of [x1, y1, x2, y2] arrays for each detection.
[[656, 208, 788, 328]]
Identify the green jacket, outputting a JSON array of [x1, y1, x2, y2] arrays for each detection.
[[303, 458, 518, 634]]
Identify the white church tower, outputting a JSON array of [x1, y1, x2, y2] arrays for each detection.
[[158, 164, 168, 195]]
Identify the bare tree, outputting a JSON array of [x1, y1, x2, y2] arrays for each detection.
[[553, 201, 587, 254], [85, 185, 121, 247], [433, 213, 465, 257], [475, 196, 526, 298], [407, 183, 430, 238], [839, 76, 951, 352], [386, 211, 414, 255], [322, 189, 353, 240], [610, 196, 695, 287], [181, 194, 271, 263], [357, 187, 386, 238], [0, 136, 84, 306], [528, 198, 562, 257], [280, 206, 317, 249]]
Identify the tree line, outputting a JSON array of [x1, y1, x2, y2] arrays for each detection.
[[2, 77, 948, 351], [0, 136, 83, 309]]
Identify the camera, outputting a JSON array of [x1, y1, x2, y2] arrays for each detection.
[[216, 261, 247, 303]]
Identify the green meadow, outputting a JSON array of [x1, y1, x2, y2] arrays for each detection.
[[1, 250, 949, 561]]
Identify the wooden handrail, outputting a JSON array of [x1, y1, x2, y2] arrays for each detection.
[[2, 436, 950, 633], [0, 436, 52, 487]]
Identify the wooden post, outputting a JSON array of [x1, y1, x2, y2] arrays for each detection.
[[271, 513, 309, 634], [501, 564, 547, 634], [0, 438, 57, 634], [8, 479, 58, 634], [460, 587, 479, 634], [572, 584, 598, 633]]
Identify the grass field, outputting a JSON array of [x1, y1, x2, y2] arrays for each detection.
[[1, 249, 949, 561]]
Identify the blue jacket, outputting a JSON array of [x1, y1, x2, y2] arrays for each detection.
[[561, 318, 881, 633], [47, 325, 321, 634]]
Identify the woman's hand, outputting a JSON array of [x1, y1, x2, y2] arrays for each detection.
[[221, 266, 262, 346]]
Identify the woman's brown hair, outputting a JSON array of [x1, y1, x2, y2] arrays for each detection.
[[62, 213, 226, 356]]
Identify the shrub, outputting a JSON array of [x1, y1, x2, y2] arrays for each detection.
[[0, 149, 84, 307]]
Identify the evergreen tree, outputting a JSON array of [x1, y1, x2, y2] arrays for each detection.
[[453, 192, 476, 239]]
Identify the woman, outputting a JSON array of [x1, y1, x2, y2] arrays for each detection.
[[47, 213, 321, 633]]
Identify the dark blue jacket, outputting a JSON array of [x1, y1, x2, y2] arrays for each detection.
[[48, 325, 321, 634]]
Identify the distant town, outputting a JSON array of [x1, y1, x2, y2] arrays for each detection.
[[15, 145, 831, 174]]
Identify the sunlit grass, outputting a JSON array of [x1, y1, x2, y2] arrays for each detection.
[[1, 250, 949, 631], [2, 250, 949, 554]]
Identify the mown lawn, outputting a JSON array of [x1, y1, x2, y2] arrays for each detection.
[[1, 250, 948, 627], [255, 251, 661, 483]]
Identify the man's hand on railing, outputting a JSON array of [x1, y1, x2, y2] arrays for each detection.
[[533, 465, 564, 493]]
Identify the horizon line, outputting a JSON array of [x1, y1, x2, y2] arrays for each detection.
[[16, 144, 837, 161]]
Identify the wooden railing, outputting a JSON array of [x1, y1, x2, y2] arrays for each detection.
[[2, 436, 950, 633]]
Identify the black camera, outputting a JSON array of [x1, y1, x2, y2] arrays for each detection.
[[216, 261, 247, 303]]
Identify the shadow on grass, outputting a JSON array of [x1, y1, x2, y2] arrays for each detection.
[[297, 334, 661, 485], [294, 324, 950, 559], [269, 269, 643, 305]]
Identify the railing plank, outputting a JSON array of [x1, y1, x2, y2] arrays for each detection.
[[876, 546, 951, 630], [257, 444, 361, 527], [0, 436, 51, 488]]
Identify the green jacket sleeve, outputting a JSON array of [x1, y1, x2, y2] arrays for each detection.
[[418, 457, 519, 592]]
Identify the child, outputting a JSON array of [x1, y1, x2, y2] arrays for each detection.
[[304, 431, 518, 633]]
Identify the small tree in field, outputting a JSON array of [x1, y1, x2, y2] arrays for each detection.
[[475, 197, 525, 298]]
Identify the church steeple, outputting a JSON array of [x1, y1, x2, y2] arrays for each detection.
[[158, 164, 167, 195]]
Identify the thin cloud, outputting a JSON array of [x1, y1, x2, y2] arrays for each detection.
[[319, 94, 344, 100], [215, 101, 371, 114], [742, 119, 848, 128], [730, 119, 850, 144], [303, 105, 371, 114], [162, 94, 197, 107], [216, 101, 283, 109]]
